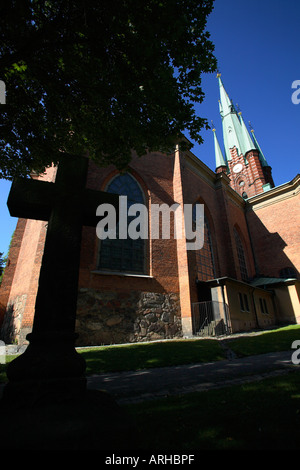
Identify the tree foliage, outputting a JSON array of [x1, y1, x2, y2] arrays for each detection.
[[0, 0, 217, 180], [0, 252, 6, 282], [0, 252, 4, 269]]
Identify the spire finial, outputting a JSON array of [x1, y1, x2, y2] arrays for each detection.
[[249, 121, 254, 132], [211, 120, 216, 131]]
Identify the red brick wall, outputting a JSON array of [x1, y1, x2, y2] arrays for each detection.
[[79, 151, 180, 295], [181, 160, 256, 300], [246, 189, 300, 278], [225, 197, 256, 281], [172, 148, 193, 334], [0, 218, 27, 327], [227, 148, 268, 198], [181, 164, 226, 305], [0, 166, 56, 342]]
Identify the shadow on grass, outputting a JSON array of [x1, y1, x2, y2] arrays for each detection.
[[2, 325, 300, 383], [80, 339, 226, 375], [0, 340, 225, 384], [125, 370, 300, 450]]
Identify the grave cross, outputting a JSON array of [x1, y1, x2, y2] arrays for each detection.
[[6, 153, 119, 381]]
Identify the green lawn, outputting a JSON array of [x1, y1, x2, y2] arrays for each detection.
[[79, 338, 225, 376], [225, 324, 300, 357], [0, 338, 225, 383], [79, 324, 300, 375], [0, 355, 17, 384], [1, 324, 300, 383], [126, 370, 300, 450]]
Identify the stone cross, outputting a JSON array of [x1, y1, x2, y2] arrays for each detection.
[[6, 154, 119, 382]]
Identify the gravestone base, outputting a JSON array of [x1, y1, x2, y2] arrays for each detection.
[[5, 331, 87, 382], [0, 378, 138, 450]]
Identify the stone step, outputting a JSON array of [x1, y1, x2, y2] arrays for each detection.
[[196, 319, 225, 337]]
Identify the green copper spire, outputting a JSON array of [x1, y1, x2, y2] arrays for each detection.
[[249, 122, 269, 167], [217, 74, 255, 161], [212, 125, 226, 170], [218, 74, 233, 117], [238, 111, 256, 155]]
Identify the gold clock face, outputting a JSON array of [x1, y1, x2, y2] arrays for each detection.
[[233, 163, 243, 173]]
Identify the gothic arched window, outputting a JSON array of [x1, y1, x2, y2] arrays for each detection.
[[193, 206, 216, 281], [97, 173, 147, 274], [234, 227, 248, 282]]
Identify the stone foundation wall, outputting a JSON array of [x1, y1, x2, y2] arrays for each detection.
[[0, 294, 27, 344], [75, 289, 182, 346]]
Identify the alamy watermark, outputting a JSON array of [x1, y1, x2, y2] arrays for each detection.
[[0, 340, 5, 364], [96, 198, 204, 251], [0, 80, 6, 104], [291, 80, 300, 104], [291, 340, 300, 364]]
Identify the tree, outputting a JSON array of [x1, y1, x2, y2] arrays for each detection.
[[0, 0, 217, 180], [0, 252, 6, 281]]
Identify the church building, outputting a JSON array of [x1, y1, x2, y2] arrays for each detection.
[[0, 75, 299, 345]]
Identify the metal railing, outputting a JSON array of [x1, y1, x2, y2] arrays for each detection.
[[192, 301, 230, 336]]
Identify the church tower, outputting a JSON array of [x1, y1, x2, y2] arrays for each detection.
[[214, 74, 275, 198]]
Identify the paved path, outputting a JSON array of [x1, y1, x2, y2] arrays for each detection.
[[87, 350, 299, 404], [1, 350, 298, 404]]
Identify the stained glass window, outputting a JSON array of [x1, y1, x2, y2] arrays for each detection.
[[98, 173, 146, 274]]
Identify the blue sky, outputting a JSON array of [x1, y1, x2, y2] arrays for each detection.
[[0, 0, 299, 256], [191, 0, 300, 181]]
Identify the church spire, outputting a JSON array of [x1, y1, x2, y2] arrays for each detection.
[[238, 111, 256, 156], [248, 122, 269, 167], [217, 74, 247, 161], [218, 73, 234, 118], [215, 75, 275, 197]]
